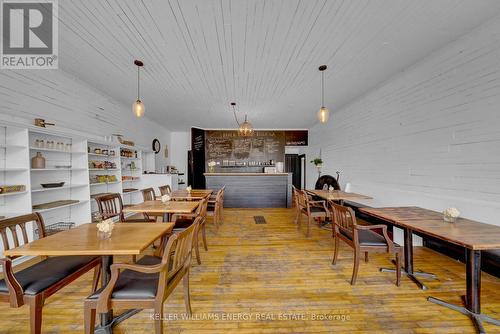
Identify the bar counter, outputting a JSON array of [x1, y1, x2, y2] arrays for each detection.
[[204, 173, 292, 208]]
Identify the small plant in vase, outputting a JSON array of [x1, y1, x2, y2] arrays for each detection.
[[207, 161, 216, 173], [96, 218, 114, 239], [443, 207, 460, 223]]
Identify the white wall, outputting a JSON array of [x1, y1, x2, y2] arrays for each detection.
[[307, 14, 500, 228], [0, 69, 171, 167], [170, 131, 191, 186]]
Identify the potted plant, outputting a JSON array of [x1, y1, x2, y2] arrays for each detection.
[[310, 158, 323, 167]]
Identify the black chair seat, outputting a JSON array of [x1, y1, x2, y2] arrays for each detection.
[[174, 218, 194, 229], [340, 228, 389, 246], [0, 256, 98, 295], [310, 206, 327, 213], [88, 255, 170, 300]]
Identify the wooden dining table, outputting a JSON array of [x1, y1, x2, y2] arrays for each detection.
[[359, 206, 500, 333], [123, 200, 200, 222], [170, 189, 213, 201], [4, 222, 174, 334]]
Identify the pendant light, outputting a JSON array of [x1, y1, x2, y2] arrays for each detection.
[[317, 65, 329, 123], [231, 102, 254, 136], [239, 114, 254, 136], [132, 60, 145, 117]]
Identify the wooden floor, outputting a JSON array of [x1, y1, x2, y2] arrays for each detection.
[[1, 208, 499, 333]]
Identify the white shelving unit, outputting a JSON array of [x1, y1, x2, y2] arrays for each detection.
[[120, 145, 143, 206], [0, 125, 31, 221], [0, 122, 164, 261], [87, 140, 122, 216], [29, 129, 91, 228]]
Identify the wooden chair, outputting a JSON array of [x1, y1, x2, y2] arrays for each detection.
[[207, 189, 223, 229], [84, 218, 200, 334], [295, 189, 329, 237], [172, 199, 209, 265], [292, 186, 301, 222], [0, 213, 101, 334], [158, 185, 171, 196], [330, 202, 401, 286], [95, 193, 155, 223], [141, 188, 163, 222]]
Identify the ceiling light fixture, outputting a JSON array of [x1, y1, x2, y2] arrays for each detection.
[[317, 65, 329, 123], [132, 60, 145, 117], [231, 102, 254, 136]]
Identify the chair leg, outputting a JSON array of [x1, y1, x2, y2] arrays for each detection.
[[395, 251, 401, 287], [29, 295, 43, 334], [154, 304, 163, 334], [91, 264, 101, 293], [194, 232, 201, 265], [294, 208, 300, 224], [351, 249, 360, 285], [201, 224, 208, 251], [306, 216, 312, 237], [84, 302, 96, 334], [183, 272, 192, 316], [364, 252, 369, 263], [332, 234, 339, 265]]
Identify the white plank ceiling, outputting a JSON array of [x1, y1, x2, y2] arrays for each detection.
[[57, 0, 500, 130]]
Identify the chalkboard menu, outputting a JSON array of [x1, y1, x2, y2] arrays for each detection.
[[205, 130, 285, 167], [191, 128, 206, 188]]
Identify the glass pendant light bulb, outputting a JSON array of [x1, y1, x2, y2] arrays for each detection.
[[317, 106, 329, 123], [317, 65, 330, 123], [133, 99, 145, 117], [133, 60, 145, 118]]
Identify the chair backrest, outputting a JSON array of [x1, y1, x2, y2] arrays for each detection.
[[315, 175, 340, 190], [141, 187, 156, 201], [295, 189, 308, 210], [330, 202, 356, 234], [198, 198, 208, 222], [95, 193, 124, 221], [0, 213, 45, 259], [160, 217, 200, 285], [159, 185, 171, 196]]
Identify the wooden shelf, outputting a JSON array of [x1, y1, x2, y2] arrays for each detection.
[[90, 181, 121, 186], [120, 157, 141, 161], [32, 200, 89, 213], [31, 184, 87, 193], [0, 191, 28, 197]]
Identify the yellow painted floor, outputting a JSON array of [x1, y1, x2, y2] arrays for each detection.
[[0, 208, 499, 333]]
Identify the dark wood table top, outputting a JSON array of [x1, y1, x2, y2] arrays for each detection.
[[359, 207, 500, 250], [307, 189, 373, 201]]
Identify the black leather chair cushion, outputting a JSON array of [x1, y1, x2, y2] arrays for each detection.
[[0, 256, 98, 295], [340, 228, 388, 246], [87, 255, 170, 300], [175, 218, 194, 229], [310, 206, 327, 213]]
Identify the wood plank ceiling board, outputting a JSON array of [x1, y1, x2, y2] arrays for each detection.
[[53, 0, 500, 130]]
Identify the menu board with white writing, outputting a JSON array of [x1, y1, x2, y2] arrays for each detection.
[[205, 130, 285, 165]]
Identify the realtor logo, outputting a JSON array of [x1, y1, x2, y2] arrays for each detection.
[[1, 0, 58, 69]]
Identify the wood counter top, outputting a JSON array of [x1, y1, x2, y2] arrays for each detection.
[[204, 173, 290, 176]]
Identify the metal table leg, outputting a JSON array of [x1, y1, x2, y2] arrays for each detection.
[[379, 228, 436, 290], [93, 256, 143, 334], [428, 249, 500, 334]]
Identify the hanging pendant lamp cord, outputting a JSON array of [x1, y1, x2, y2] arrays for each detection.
[[321, 70, 324, 107], [137, 66, 140, 100], [233, 105, 240, 126]]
